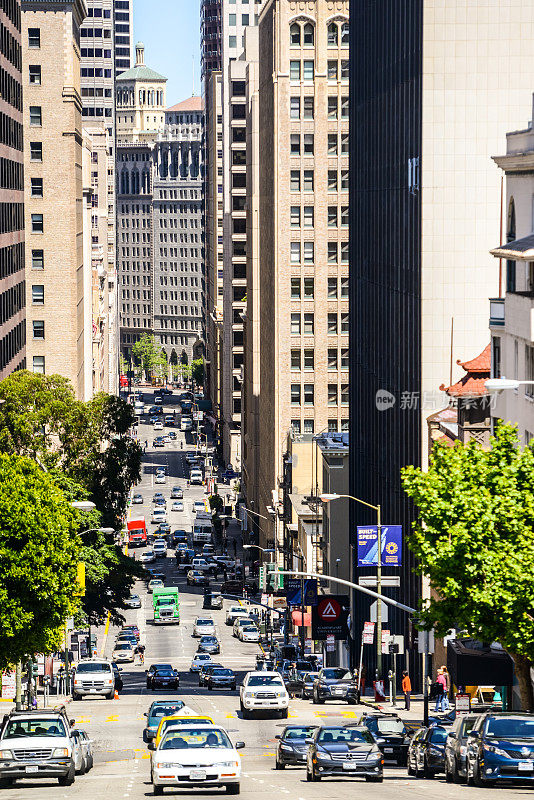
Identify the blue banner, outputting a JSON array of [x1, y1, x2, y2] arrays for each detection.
[[357, 525, 402, 567], [285, 578, 318, 607]]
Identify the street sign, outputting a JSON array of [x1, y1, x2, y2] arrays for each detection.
[[362, 621, 375, 644], [1, 672, 15, 700], [370, 600, 389, 624], [386, 634, 405, 655], [312, 594, 350, 641], [359, 576, 401, 588], [381, 629, 390, 654], [326, 634, 335, 652], [285, 578, 318, 607], [455, 693, 471, 714], [417, 629, 435, 654], [356, 525, 403, 566]]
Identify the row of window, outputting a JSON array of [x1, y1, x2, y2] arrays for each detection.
[[0, 241, 24, 280], [290, 347, 349, 371], [86, 7, 112, 18], [291, 312, 349, 335], [290, 383, 349, 406], [82, 107, 113, 118], [0, 0, 21, 31], [289, 204, 348, 228], [289, 60, 349, 82], [291, 277, 348, 299], [81, 68, 113, 78], [0, 156, 22, 191], [291, 418, 349, 435], [80, 28, 112, 38], [0, 202, 23, 234], [289, 168, 349, 192], [81, 88, 113, 98], [289, 20, 349, 48], [0, 65, 21, 112], [81, 48, 112, 58], [0, 109, 22, 151], [0, 19, 21, 70], [0, 279, 23, 325], [289, 240, 348, 264], [0, 319, 25, 373]]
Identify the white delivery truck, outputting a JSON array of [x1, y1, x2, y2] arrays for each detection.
[[193, 511, 213, 544]]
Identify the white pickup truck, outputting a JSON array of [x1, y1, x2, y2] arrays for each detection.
[[239, 671, 289, 719]]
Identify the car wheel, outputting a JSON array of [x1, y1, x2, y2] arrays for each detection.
[[153, 785, 164, 796], [407, 760, 415, 777], [275, 758, 285, 770], [366, 776, 383, 783], [58, 766, 76, 786], [423, 756, 434, 779], [107, 690, 114, 699], [473, 759, 495, 788], [72, 692, 81, 701], [225, 783, 240, 794], [444, 759, 454, 783], [77, 757, 86, 775], [280, 708, 288, 719], [0, 779, 14, 788]]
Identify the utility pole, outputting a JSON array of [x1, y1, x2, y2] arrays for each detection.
[[376, 504, 382, 678]]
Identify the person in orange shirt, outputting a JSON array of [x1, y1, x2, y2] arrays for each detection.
[[402, 670, 412, 710]]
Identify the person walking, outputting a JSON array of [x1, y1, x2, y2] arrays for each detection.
[[434, 668, 447, 712], [402, 670, 412, 710], [441, 665, 451, 711]]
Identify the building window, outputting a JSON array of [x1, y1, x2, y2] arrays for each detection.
[[303, 22, 314, 46], [302, 419, 313, 434], [290, 241, 301, 263], [340, 277, 349, 297], [328, 313, 338, 334], [31, 213, 43, 232], [525, 344, 534, 397], [303, 170, 314, 192], [303, 60, 314, 81], [341, 418, 349, 432], [328, 348, 338, 370], [328, 60, 338, 80], [328, 170, 338, 191], [341, 169, 349, 190], [291, 349, 301, 370], [303, 206, 314, 227], [328, 384, 338, 405], [328, 419, 337, 432], [290, 97, 301, 119], [341, 96, 349, 118], [341, 383, 349, 405], [291, 278, 301, 299], [229, 35, 237, 48], [328, 206, 337, 227], [290, 22, 301, 46], [31, 178, 43, 197], [32, 249, 44, 269], [30, 106, 42, 126], [290, 170, 301, 191], [228, 13, 236, 25], [290, 60, 301, 81], [341, 241, 349, 262], [32, 320, 44, 339], [341, 313, 349, 334], [341, 133, 349, 154], [303, 277, 314, 298], [290, 206, 300, 227], [303, 96, 314, 119], [32, 285, 44, 304], [328, 134, 338, 155], [303, 384, 314, 405], [327, 22, 338, 46], [303, 348, 314, 370], [291, 384, 301, 405], [328, 242, 338, 263], [30, 142, 43, 161], [28, 28, 41, 48], [328, 97, 338, 119], [341, 205, 349, 227], [303, 241, 314, 263], [303, 133, 314, 154], [33, 355, 45, 374], [328, 277, 338, 298], [290, 133, 300, 155], [341, 22, 349, 46], [291, 419, 301, 434], [29, 65, 41, 85], [291, 313, 301, 334], [303, 313, 314, 334]]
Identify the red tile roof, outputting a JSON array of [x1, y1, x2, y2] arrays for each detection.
[[440, 344, 490, 398], [457, 344, 491, 373], [166, 96, 204, 113]]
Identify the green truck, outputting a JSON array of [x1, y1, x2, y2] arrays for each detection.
[[153, 587, 180, 624]]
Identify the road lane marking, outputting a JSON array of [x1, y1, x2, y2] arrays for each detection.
[[99, 611, 111, 657]]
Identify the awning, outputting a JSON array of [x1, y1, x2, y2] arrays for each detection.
[[291, 610, 312, 627], [490, 233, 534, 261]]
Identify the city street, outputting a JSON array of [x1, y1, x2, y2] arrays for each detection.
[[0, 393, 529, 800]]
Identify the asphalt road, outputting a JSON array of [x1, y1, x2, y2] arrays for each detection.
[[2, 391, 531, 799]]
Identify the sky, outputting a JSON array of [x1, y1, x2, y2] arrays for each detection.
[[133, 0, 201, 107]]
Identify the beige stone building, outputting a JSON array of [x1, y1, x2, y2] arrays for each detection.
[[22, 0, 91, 399], [250, 0, 349, 545]]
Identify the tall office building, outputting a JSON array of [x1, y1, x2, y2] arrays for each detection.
[[349, 1, 534, 679], [113, 0, 131, 76], [0, 0, 25, 380], [21, 0, 91, 398], [201, 0, 221, 85], [251, 0, 349, 543]]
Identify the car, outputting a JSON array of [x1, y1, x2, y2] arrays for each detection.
[[171, 487, 184, 499], [132, 493, 143, 504], [122, 624, 140, 639], [312, 668, 359, 705], [153, 421, 164, 430], [408, 725, 447, 779], [466, 711, 534, 787], [160, 387, 173, 396], [112, 642, 135, 663], [153, 540, 167, 558], [221, 579, 258, 596], [155, 474, 166, 484], [156, 523, 171, 536], [198, 635, 220, 655], [187, 569, 210, 586], [149, 668, 180, 691], [225, 606, 250, 625], [148, 406, 160, 415], [140, 550, 156, 564], [205, 668, 237, 692], [116, 633, 138, 647], [164, 415, 174, 425], [125, 593, 142, 608], [240, 671, 289, 719], [112, 663, 124, 692], [71, 727, 94, 773], [72, 659, 115, 700], [172, 501, 184, 512], [154, 396, 163, 405], [198, 662, 224, 687], [146, 663, 175, 689], [169, 431, 177, 439], [239, 625, 260, 643], [444, 713, 478, 783], [215, 556, 236, 570], [233, 617, 255, 638], [172, 529, 188, 544], [149, 416, 159, 425], [275, 725, 318, 769], [149, 724, 244, 795], [222, 469, 239, 481], [151, 510, 167, 524], [153, 715, 215, 748], [153, 492, 165, 501], [190, 652, 213, 673], [153, 499, 166, 509], [193, 500, 206, 513], [153, 438, 165, 448], [148, 579, 164, 593], [193, 617, 216, 637], [143, 700, 187, 742], [203, 591, 223, 610], [284, 670, 319, 699], [202, 544, 215, 557], [305, 725, 383, 782], [356, 712, 412, 765]]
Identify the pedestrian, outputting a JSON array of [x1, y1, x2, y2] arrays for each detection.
[[402, 670, 412, 710], [441, 665, 451, 711], [434, 668, 447, 712]]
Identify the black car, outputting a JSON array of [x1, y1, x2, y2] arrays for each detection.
[[206, 667, 237, 691], [197, 635, 220, 655], [444, 714, 478, 782], [153, 437, 165, 447], [221, 578, 259, 596], [112, 662, 123, 692], [172, 530, 188, 545], [150, 668, 179, 691], [171, 487, 184, 499], [146, 662, 174, 689], [356, 713, 411, 766], [275, 725, 317, 769], [312, 668, 359, 705], [287, 671, 319, 699], [198, 662, 223, 687], [466, 711, 534, 787], [408, 725, 447, 778], [306, 726, 383, 782], [168, 430, 177, 439], [145, 571, 165, 585]]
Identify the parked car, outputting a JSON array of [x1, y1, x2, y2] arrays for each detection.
[[444, 713, 479, 783], [407, 725, 447, 778], [466, 712, 534, 787], [197, 635, 220, 655], [312, 668, 359, 705], [275, 725, 317, 769], [71, 728, 94, 773], [132, 493, 143, 504], [233, 617, 255, 638], [305, 725, 383, 782], [205, 667, 237, 692], [112, 642, 135, 663], [356, 712, 412, 766]]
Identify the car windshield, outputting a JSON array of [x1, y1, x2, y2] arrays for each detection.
[[283, 726, 316, 741], [429, 727, 448, 744], [115, 643, 132, 650], [149, 702, 184, 721], [161, 728, 231, 750], [486, 717, 534, 739], [195, 654, 211, 661], [3, 719, 67, 738], [322, 669, 350, 680], [155, 670, 174, 677], [248, 675, 284, 687], [130, 595, 139, 600], [201, 637, 217, 643], [318, 728, 374, 745], [304, 673, 319, 682], [196, 620, 213, 626], [213, 669, 233, 677], [163, 719, 212, 732], [372, 718, 407, 735], [243, 627, 257, 633]]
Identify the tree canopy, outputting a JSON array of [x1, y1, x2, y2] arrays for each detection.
[[401, 423, 534, 709], [132, 333, 168, 379], [0, 455, 80, 667]]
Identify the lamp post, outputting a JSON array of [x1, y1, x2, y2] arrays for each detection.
[[320, 493, 383, 677]]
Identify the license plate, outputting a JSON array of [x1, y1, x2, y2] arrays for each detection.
[[343, 762, 356, 770], [89, 688, 99, 693], [384, 748, 394, 753], [518, 761, 533, 772], [334, 689, 344, 694], [190, 769, 206, 780], [25, 766, 38, 773]]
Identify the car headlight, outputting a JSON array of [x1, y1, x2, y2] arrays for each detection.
[[375, 737, 385, 744], [366, 750, 382, 760], [215, 761, 239, 768], [53, 748, 70, 757], [484, 745, 511, 758], [280, 745, 293, 752], [276, 691, 286, 697], [0, 750, 13, 760], [317, 749, 331, 760], [156, 762, 178, 769], [244, 691, 255, 698]]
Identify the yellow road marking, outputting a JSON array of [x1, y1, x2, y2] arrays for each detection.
[[106, 714, 119, 722], [99, 611, 111, 657]]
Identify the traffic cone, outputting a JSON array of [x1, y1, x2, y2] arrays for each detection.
[[114, 689, 119, 700]]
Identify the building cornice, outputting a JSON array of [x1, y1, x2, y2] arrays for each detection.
[[492, 152, 534, 173]]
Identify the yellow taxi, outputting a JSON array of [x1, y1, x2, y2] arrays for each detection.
[[154, 715, 214, 748]]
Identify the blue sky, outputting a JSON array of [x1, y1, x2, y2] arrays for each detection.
[[133, 0, 201, 106]]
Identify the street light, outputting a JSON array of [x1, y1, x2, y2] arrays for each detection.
[[320, 492, 383, 677], [79, 527, 115, 536], [485, 377, 531, 393]]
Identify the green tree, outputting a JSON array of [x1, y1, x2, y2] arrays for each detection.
[[132, 333, 168, 379], [401, 424, 534, 710], [0, 454, 80, 666], [191, 358, 205, 386], [208, 494, 223, 514]]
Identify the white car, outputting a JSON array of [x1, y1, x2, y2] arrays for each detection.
[[190, 652, 212, 673], [148, 579, 164, 593], [140, 550, 156, 564], [155, 474, 166, 484], [151, 509, 167, 524], [233, 618, 255, 638], [225, 606, 250, 626], [154, 397, 163, 405], [154, 421, 164, 430], [192, 617, 216, 638], [171, 501, 184, 512], [239, 626, 260, 643], [190, 469, 203, 485], [112, 642, 135, 663], [153, 540, 167, 558], [150, 724, 244, 794], [239, 671, 289, 718], [193, 500, 206, 513], [125, 593, 142, 608]]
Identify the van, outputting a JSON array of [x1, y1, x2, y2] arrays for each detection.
[[181, 416, 193, 432], [190, 468, 203, 485], [73, 659, 115, 700]]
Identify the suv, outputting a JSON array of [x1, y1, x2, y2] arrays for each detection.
[[72, 659, 115, 700], [240, 671, 289, 719], [356, 712, 411, 765], [444, 713, 478, 782], [0, 707, 79, 787], [312, 668, 359, 705], [466, 711, 534, 787]]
